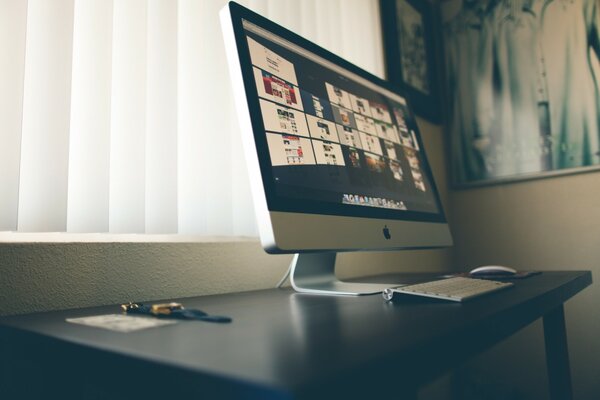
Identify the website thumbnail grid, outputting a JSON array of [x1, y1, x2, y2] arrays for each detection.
[[244, 26, 439, 214]]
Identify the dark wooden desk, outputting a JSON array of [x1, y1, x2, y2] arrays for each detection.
[[0, 271, 591, 400]]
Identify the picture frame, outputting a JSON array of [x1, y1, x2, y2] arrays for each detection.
[[440, 0, 600, 188], [380, 0, 441, 123]]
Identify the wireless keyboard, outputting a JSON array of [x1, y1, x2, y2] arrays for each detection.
[[382, 277, 514, 302]]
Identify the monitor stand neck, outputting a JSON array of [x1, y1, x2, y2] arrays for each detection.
[[289, 253, 395, 296]]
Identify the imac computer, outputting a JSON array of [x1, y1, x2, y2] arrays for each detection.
[[221, 2, 452, 295]]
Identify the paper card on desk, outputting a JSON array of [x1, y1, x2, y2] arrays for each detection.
[[66, 314, 177, 333]]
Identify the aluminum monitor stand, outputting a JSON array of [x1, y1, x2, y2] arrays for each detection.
[[289, 253, 393, 295]]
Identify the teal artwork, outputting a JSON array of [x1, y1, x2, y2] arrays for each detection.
[[442, 0, 600, 186]]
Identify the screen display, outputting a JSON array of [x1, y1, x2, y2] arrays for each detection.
[[242, 20, 442, 219]]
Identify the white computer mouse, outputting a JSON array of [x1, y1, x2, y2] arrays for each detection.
[[469, 265, 517, 276]]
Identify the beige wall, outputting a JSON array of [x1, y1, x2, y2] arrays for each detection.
[[450, 172, 600, 399]]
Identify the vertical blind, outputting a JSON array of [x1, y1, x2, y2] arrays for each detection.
[[0, 0, 385, 235]]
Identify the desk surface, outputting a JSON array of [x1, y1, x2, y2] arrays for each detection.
[[0, 271, 592, 399]]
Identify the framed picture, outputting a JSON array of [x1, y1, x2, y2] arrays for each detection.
[[441, 0, 600, 187], [380, 0, 441, 123]]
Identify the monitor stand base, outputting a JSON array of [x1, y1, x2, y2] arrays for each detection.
[[289, 253, 393, 296]]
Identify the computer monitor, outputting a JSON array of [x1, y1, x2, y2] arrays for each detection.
[[220, 1, 452, 295]]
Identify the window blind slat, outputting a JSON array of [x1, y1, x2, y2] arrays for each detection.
[[363, 0, 385, 78], [178, 0, 234, 235], [67, 0, 113, 233], [197, 0, 234, 236], [0, 0, 28, 231], [146, 0, 178, 234], [18, 0, 74, 232], [177, 0, 210, 235], [109, 0, 147, 233], [299, 0, 318, 43]]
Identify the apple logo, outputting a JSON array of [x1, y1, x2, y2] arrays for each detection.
[[383, 225, 391, 240]]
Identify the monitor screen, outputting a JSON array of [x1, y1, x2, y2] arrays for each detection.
[[221, 1, 451, 296], [241, 19, 443, 222]]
